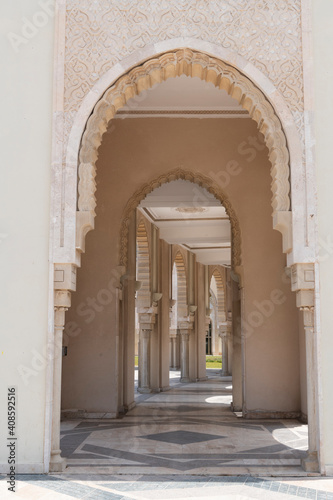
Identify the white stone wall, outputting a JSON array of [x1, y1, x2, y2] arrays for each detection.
[[0, 1, 54, 472], [312, 0, 333, 474]]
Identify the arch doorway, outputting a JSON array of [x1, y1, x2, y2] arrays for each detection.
[[51, 53, 318, 474]]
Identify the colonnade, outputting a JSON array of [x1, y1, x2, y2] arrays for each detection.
[[135, 211, 234, 392]]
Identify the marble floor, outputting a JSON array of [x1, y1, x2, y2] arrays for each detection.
[[58, 369, 309, 476], [4, 371, 333, 499]]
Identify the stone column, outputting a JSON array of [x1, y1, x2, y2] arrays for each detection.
[[219, 324, 229, 376], [49, 290, 71, 472], [50, 264, 76, 472], [122, 211, 136, 411], [179, 321, 193, 382], [227, 315, 233, 376], [291, 263, 319, 473], [138, 312, 156, 393], [138, 329, 152, 393], [169, 332, 178, 369], [231, 276, 243, 412]]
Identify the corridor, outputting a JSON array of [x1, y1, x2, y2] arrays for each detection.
[[59, 370, 308, 476]]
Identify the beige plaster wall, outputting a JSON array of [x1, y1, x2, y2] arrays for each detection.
[[0, 2, 54, 472], [62, 117, 301, 414], [312, 0, 333, 472]]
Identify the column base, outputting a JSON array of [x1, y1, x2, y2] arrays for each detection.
[[137, 387, 152, 394], [196, 376, 208, 381], [49, 451, 66, 473], [124, 401, 136, 412], [231, 402, 242, 412], [180, 377, 191, 383], [160, 386, 171, 392], [301, 452, 319, 473]]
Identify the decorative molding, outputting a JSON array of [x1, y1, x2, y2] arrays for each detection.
[[65, 0, 303, 119], [142, 206, 229, 223], [174, 249, 188, 319], [136, 218, 151, 308], [118, 167, 242, 270], [115, 109, 250, 118], [291, 262, 315, 309], [74, 50, 292, 264], [54, 264, 77, 292], [77, 50, 291, 234]]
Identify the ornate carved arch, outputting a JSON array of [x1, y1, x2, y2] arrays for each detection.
[[76, 48, 291, 264], [119, 168, 241, 270]]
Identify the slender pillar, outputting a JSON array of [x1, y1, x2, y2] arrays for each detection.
[[222, 338, 228, 376], [49, 290, 71, 472], [159, 239, 170, 391], [137, 312, 156, 393], [291, 263, 319, 473], [227, 315, 233, 375], [179, 321, 193, 382], [170, 333, 179, 369], [180, 331, 190, 382], [302, 307, 318, 470], [231, 277, 243, 412], [138, 328, 152, 393]]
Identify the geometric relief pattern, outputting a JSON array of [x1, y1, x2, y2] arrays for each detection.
[[65, 0, 304, 119]]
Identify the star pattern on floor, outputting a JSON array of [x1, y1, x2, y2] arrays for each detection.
[[139, 430, 225, 445]]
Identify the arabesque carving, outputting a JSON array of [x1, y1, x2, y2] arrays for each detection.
[[76, 50, 291, 260], [65, 0, 303, 117]]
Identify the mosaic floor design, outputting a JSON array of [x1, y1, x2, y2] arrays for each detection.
[[58, 370, 309, 476]]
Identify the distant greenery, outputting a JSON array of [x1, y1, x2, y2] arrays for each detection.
[[134, 355, 221, 368], [135, 356, 138, 367], [206, 355, 222, 369]]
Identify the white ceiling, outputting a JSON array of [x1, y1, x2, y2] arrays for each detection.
[[117, 75, 249, 118], [139, 180, 231, 266]]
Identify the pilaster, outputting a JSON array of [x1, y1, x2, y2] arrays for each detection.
[[291, 263, 319, 473]]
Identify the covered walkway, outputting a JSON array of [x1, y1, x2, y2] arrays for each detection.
[[59, 371, 308, 476]]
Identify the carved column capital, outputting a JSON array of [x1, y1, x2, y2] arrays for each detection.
[[290, 263, 315, 309], [178, 320, 194, 336], [218, 323, 229, 339], [138, 311, 156, 328], [54, 263, 77, 292]]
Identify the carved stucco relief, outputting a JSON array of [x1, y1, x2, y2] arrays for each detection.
[[64, 0, 304, 118]]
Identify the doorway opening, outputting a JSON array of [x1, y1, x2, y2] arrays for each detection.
[[59, 69, 309, 475]]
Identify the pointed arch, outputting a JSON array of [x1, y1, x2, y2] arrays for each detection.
[[75, 48, 293, 267], [119, 168, 241, 271]]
